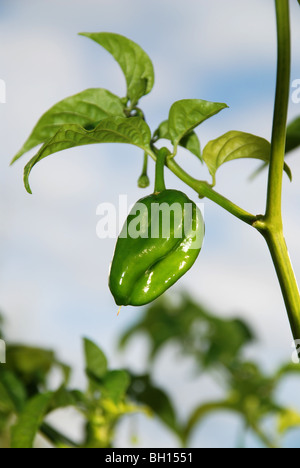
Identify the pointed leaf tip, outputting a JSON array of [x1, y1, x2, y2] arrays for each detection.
[[202, 130, 292, 184], [79, 32, 154, 106], [168, 99, 228, 155]]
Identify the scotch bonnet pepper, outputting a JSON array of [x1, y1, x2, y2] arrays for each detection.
[[109, 148, 205, 306]]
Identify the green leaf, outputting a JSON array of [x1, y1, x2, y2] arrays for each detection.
[[0, 382, 15, 413], [168, 99, 228, 154], [248, 115, 300, 181], [274, 362, 300, 380], [11, 88, 125, 164], [80, 33, 154, 107], [278, 409, 300, 434], [48, 388, 80, 412], [119, 295, 253, 367], [83, 338, 108, 380], [128, 374, 180, 436], [154, 120, 201, 160], [202, 130, 292, 185], [286, 116, 300, 154], [0, 370, 26, 412], [24, 116, 152, 193], [6, 345, 55, 387], [11, 392, 53, 448], [101, 370, 130, 404]]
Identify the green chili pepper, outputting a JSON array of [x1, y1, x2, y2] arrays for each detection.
[[109, 148, 205, 306]]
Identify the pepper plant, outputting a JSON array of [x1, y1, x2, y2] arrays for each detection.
[[11, 0, 300, 341], [1, 299, 300, 448]]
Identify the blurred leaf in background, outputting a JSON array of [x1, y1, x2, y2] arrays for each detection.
[[1, 297, 300, 448], [120, 295, 300, 448]]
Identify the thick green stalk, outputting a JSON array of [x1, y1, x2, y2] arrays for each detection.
[[258, 0, 300, 341], [266, 0, 291, 222], [262, 229, 300, 340]]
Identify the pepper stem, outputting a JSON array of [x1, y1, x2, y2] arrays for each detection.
[[154, 147, 169, 193]]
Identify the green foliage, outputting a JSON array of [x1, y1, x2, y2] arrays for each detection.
[[128, 374, 180, 437], [119, 295, 300, 447], [1, 298, 300, 448], [79, 32, 154, 107], [202, 131, 292, 185], [23, 117, 152, 193], [278, 409, 300, 434], [13, 31, 274, 197], [84, 338, 108, 380], [285, 116, 300, 154], [0, 330, 142, 448], [11, 89, 125, 164], [7, 27, 300, 449], [119, 295, 253, 367], [11, 393, 53, 448], [153, 120, 201, 160], [168, 99, 227, 156]]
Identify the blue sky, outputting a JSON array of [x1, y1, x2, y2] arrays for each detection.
[[1, 0, 300, 448]]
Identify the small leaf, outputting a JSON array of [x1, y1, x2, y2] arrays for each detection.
[[202, 130, 292, 185], [128, 374, 180, 436], [101, 370, 130, 404], [168, 99, 228, 154], [286, 116, 300, 154], [154, 120, 201, 160], [24, 116, 152, 193], [80, 33, 154, 107], [48, 388, 80, 411], [6, 345, 55, 387], [83, 338, 107, 380], [11, 392, 53, 448], [278, 409, 300, 434], [11, 88, 125, 164], [180, 132, 202, 160]]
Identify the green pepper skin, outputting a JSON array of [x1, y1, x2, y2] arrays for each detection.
[[109, 189, 204, 306]]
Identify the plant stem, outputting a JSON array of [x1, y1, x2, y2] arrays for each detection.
[[167, 158, 257, 225], [141, 151, 148, 176], [256, 0, 300, 341], [148, 145, 257, 224], [40, 422, 79, 448], [260, 228, 300, 340], [250, 423, 277, 449], [266, 0, 291, 223], [154, 147, 168, 193]]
